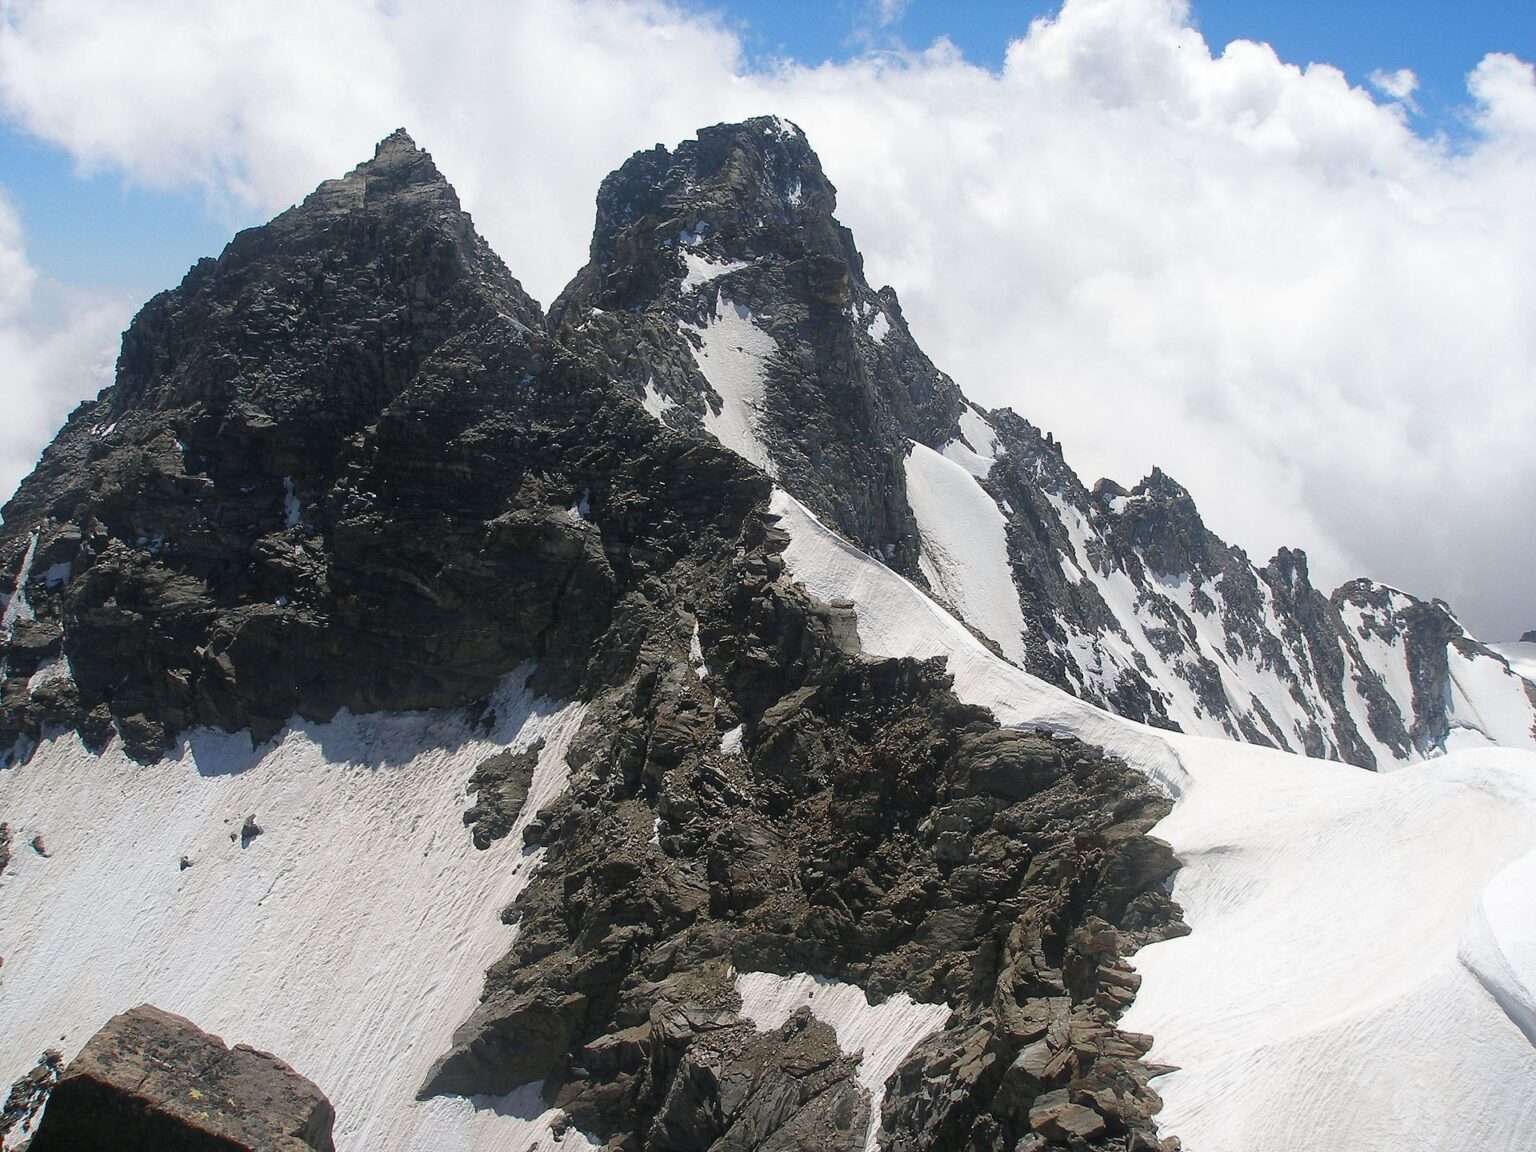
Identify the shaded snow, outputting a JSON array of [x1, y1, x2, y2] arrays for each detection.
[[683, 295, 779, 475], [1491, 641, 1536, 686], [735, 971, 950, 1152], [0, 673, 595, 1152], [903, 442, 1028, 665], [1444, 645, 1536, 751], [640, 376, 677, 419], [1, 531, 38, 634], [282, 477, 302, 529], [956, 407, 999, 459], [680, 250, 750, 291], [940, 437, 995, 479]]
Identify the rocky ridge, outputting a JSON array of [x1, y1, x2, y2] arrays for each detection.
[[1, 126, 1186, 1150], [546, 117, 1535, 769]]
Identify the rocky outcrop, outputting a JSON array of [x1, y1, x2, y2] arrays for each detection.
[[418, 504, 1185, 1150], [0, 130, 598, 762], [462, 739, 543, 849], [1, 1049, 62, 1145], [551, 116, 967, 579], [27, 1005, 334, 1151]]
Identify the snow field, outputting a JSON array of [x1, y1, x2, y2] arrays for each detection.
[[0, 673, 595, 1152], [903, 441, 1029, 665]]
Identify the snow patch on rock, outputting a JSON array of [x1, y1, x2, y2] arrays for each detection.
[[681, 251, 750, 291], [904, 442, 1028, 666], [640, 376, 677, 419], [735, 970, 950, 1152], [683, 296, 779, 476]]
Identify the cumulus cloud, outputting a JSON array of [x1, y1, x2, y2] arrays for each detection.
[[0, 189, 124, 507], [1, 0, 1533, 637], [1369, 66, 1419, 109]]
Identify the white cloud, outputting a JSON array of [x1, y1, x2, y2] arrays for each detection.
[[0, 189, 124, 509], [0, 0, 1533, 638], [1369, 66, 1419, 109]]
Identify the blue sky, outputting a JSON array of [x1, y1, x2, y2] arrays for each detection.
[[1, 0, 1531, 301]]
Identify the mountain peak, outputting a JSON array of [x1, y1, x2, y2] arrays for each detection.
[[556, 115, 849, 316], [293, 127, 457, 220], [374, 126, 420, 157]]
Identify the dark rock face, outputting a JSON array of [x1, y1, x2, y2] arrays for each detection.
[[27, 1004, 334, 1152], [1, 1049, 62, 1145], [462, 739, 543, 849], [418, 509, 1185, 1151], [551, 116, 968, 579], [1521, 629, 1536, 644], [0, 130, 594, 761]]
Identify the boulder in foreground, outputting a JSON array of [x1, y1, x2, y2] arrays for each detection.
[[28, 1004, 334, 1151]]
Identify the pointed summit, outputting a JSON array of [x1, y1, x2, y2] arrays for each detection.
[[555, 115, 850, 316], [293, 127, 458, 219]]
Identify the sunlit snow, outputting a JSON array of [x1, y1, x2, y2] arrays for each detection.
[[904, 441, 1027, 665], [0, 673, 595, 1152]]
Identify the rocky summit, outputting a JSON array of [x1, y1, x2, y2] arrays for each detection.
[[0, 120, 1533, 1151]]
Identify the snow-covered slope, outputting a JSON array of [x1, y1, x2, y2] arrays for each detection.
[[903, 440, 1028, 664], [1491, 641, 1536, 686], [1122, 740, 1536, 1152], [771, 487, 1536, 1151], [0, 672, 594, 1152]]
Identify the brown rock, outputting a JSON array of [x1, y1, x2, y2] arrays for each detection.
[[29, 1004, 334, 1151], [1028, 1087, 1108, 1142]]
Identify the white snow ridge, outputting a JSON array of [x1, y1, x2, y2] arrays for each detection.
[[0, 671, 596, 1152], [768, 486, 1536, 1152]]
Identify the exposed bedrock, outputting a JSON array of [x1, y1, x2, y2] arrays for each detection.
[[27, 1004, 335, 1152]]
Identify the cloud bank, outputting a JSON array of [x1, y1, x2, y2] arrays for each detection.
[[1, 0, 1532, 636], [0, 188, 124, 515]]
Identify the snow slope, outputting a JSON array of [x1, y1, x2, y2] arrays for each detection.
[[1122, 741, 1536, 1152], [0, 672, 595, 1152], [903, 441, 1028, 665], [1492, 641, 1536, 686], [770, 487, 1536, 1152], [683, 295, 779, 476], [735, 971, 950, 1152]]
